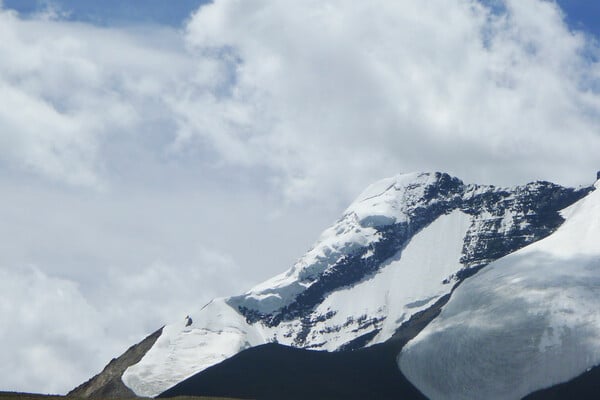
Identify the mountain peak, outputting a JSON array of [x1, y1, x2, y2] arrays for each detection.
[[347, 172, 464, 228]]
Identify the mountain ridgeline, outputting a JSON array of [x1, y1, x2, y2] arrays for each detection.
[[73, 172, 599, 400], [234, 174, 589, 331]]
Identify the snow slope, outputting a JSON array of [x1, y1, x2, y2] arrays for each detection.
[[399, 181, 600, 400], [231, 172, 443, 316], [122, 298, 264, 397], [308, 209, 471, 349]]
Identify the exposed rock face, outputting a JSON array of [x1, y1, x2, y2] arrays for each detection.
[[68, 328, 163, 398]]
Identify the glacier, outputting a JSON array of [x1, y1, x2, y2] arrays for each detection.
[[399, 181, 600, 400]]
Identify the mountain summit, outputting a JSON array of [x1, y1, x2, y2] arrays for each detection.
[[72, 172, 598, 399]]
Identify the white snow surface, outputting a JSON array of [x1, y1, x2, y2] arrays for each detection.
[[399, 183, 600, 400], [233, 211, 381, 314], [308, 209, 471, 349], [232, 172, 446, 315], [347, 172, 435, 227], [122, 298, 264, 397]]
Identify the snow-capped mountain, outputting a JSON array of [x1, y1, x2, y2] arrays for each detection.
[[72, 172, 595, 399]]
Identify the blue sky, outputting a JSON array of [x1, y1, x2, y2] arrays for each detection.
[[3, 0, 209, 26], [557, 0, 600, 38], [3, 0, 600, 37]]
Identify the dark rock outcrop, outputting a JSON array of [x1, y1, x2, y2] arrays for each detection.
[[522, 365, 600, 400], [68, 328, 163, 398]]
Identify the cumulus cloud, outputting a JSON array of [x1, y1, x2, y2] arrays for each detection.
[[0, 266, 107, 393], [177, 0, 600, 198], [0, 8, 191, 187], [1, 0, 599, 197]]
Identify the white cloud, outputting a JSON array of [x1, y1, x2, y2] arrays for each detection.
[[177, 0, 600, 198], [2, 0, 599, 196], [0, 8, 191, 188], [0, 266, 107, 394]]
